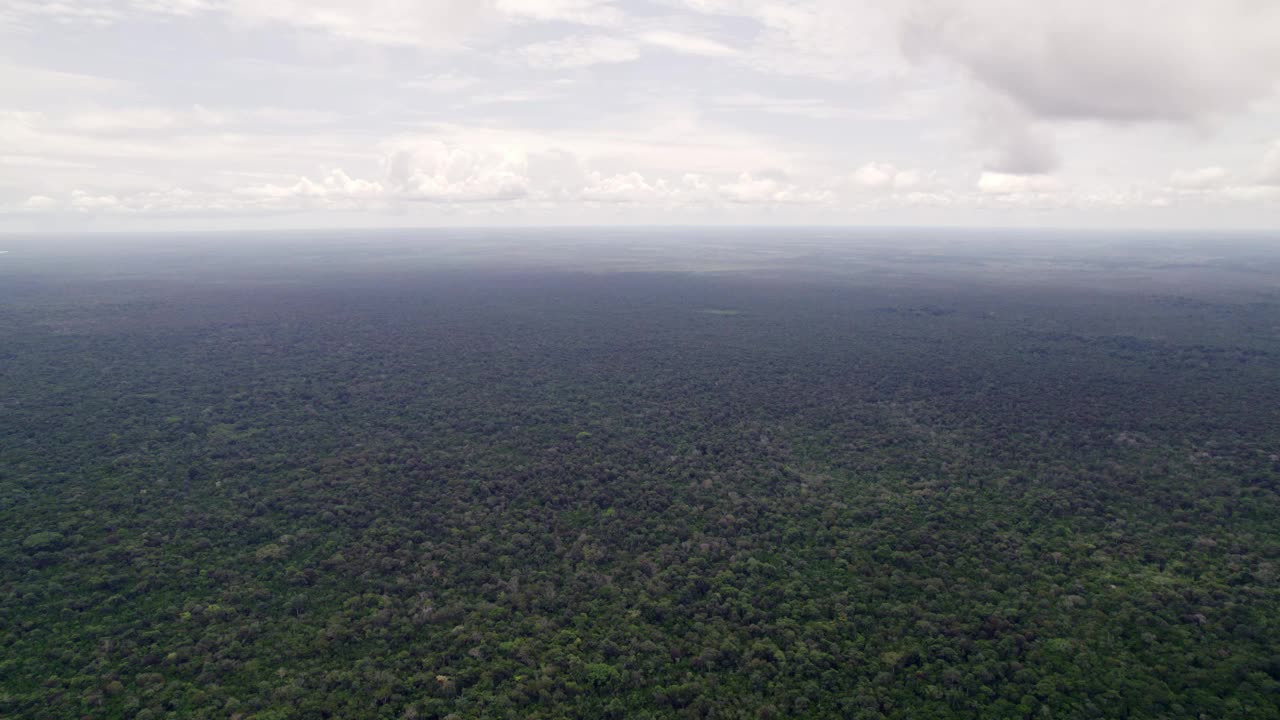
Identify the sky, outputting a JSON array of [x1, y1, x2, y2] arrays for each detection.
[[1, 0, 1279, 231]]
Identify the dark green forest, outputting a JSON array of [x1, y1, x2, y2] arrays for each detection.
[[2, 230, 1279, 719]]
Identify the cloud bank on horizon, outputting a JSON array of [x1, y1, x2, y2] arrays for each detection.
[[1, 0, 1279, 229]]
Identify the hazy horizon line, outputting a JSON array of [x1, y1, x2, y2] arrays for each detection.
[[3, 224, 1279, 238]]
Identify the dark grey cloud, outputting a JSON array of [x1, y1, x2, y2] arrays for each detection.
[[975, 100, 1060, 174], [1261, 144, 1280, 186], [902, 0, 1280, 125]]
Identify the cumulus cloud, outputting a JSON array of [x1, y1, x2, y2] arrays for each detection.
[[581, 171, 665, 203], [21, 195, 57, 211], [125, 187, 235, 213], [977, 172, 1060, 195], [719, 172, 784, 203], [851, 162, 930, 191], [236, 169, 385, 207], [385, 143, 531, 202], [1162, 146, 1280, 201], [70, 190, 123, 211], [526, 149, 589, 199], [719, 172, 832, 205], [579, 171, 718, 204]]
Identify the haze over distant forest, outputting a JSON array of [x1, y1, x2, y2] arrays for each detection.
[[2, 229, 1279, 718]]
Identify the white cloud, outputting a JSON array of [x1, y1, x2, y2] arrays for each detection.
[[497, 0, 624, 26], [70, 190, 123, 212], [217, 0, 628, 49], [3, 0, 627, 45], [579, 171, 717, 204], [850, 162, 894, 190], [719, 172, 831, 204], [21, 194, 57, 210], [517, 35, 640, 69], [4, 1, 1280, 228], [399, 109, 806, 177], [670, 0, 912, 83], [237, 169, 384, 205], [385, 143, 531, 202], [581, 171, 664, 203], [0, 0, 127, 28], [525, 149, 587, 198], [1170, 167, 1230, 191], [639, 31, 736, 57], [2, 0, 496, 47], [712, 93, 852, 120], [0, 62, 127, 103], [59, 106, 338, 134], [403, 73, 480, 94], [129, 0, 219, 16], [1160, 148, 1280, 202], [977, 172, 1060, 195], [123, 187, 223, 213], [220, 0, 502, 48], [851, 162, 930, 191], [1216, 185, 1280, 203], [719, 172, 784, 203], [0, 155, 97, 170]]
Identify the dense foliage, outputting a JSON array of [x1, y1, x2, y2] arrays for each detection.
[[2, 234, 1279, 718]]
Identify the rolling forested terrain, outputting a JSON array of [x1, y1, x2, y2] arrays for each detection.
[[1, 229, 1279, 719]]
